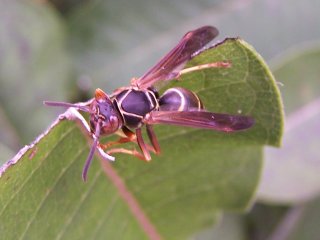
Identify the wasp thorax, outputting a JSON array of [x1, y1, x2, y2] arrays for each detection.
[[89, 89, 123, 135]]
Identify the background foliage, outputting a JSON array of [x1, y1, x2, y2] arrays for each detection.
[[0, 0, 319, 239]]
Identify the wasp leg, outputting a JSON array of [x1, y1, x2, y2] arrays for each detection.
[[106, 148, 147, 161], [99, 126, 157, 162], [99, 126, 136, 149], [177, 61, 231, 78], [104, 127, 152, 161], [100, 126, 156, 154], [146, 125, 161, 154], [136, 128, 152, 161]]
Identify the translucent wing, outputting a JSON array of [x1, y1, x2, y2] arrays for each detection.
[[134, 26, 219, 89], [145, 110, 254, 132]]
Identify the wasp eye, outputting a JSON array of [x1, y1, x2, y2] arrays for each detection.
[[109, 116, 119, 128]]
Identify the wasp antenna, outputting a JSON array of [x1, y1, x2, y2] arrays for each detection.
[[44, 100, 90, 113], [82, 120, 101, 182]]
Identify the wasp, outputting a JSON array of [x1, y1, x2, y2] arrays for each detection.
[[45, 26, 254, 181]]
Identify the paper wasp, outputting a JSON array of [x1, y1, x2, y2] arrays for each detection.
[[45, 26, 254, 181]]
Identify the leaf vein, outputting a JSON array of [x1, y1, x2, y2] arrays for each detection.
[[90, 194, 119, 239], [18, 137, 85, 240], [55, 167, 103, 240], [0, 125, 77, 217]]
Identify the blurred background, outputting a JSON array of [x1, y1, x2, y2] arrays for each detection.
[[0, 0, 319, 239]]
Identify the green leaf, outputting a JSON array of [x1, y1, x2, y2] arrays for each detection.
[[0, 120, 149, 240], [0, 39, 282, 239], [177, 38, 283, 146], [258, 43, 320, 204]]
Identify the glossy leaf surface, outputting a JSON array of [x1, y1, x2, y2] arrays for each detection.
[[0, 38, 283, 239]]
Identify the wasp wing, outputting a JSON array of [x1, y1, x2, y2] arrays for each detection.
[[134, 26, 219, 89], [145, 111, 254, 132]]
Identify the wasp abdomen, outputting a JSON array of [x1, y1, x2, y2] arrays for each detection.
[[159, 87, 203, 111]]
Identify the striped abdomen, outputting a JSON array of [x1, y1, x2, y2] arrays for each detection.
[[159, 87, 203, 111]]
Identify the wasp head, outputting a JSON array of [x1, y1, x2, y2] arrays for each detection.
[[89, 88, 123, 136]]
